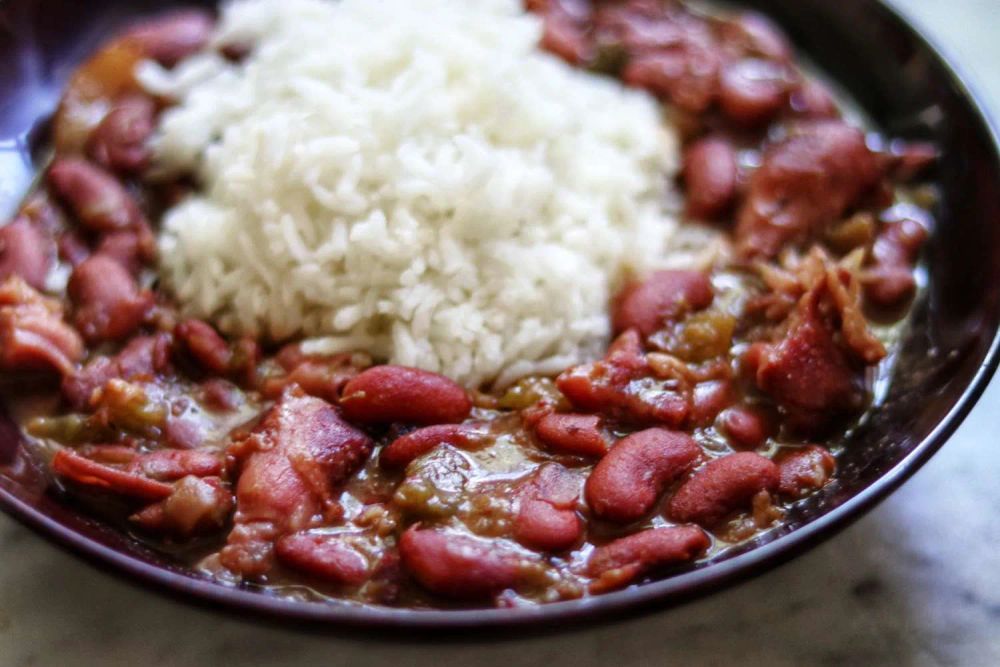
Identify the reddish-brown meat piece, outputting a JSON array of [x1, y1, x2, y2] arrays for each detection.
[[751, 289, 865, 432], [68, 254, 153, 343], [557, 330, 690, 426], [534, 413, 609, 458], [736, 122, 883, 258], [52, 449, 174, 502], [399, 527, 534, 599], [775, 445, 836, 497], [380, 422, 490, 468], [588, 525, 710, 593], [276, 532, 372, 585], [47, 158, 143, 232], [585, 428, 701, 522], [0, 219, 52, 290], [220, 389, 373, 577], [122, 9, 215, 67], [131, 475, 233, 538], [125, 449, 224, 481], [0, 277, 83, 376], [614, 270, 714, 337], [668, 452, 780, 527], [62, 333, 172, 410], [88, 94, 156, 173], [340, 365, 471, 425], [682, 136, 739, 220], [514, 463, 582, 552]]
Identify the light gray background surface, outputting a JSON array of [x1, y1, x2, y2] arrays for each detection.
[[2, 1, 999, 665]]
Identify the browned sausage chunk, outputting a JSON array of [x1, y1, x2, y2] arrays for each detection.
[[668, 452, 779, 527], [0, 277, 83, 376], [585, 428, 701, 523]]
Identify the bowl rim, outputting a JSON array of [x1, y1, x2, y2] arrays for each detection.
[[1, 0, 999, 635]]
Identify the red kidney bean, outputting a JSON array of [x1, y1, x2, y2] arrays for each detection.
[[340, 365, 471, 425], [88, 94, 156, 173], [585, 428, 701, 523], [682, 136, 738, 220], [514, 463, 582, 552], [399, 527, 533, 599], [888, 140, 938, 182], [789, 79, 839, 118], [613, 270, 714, 337], [872, 216, 928, 268], [163, 415, 204, 450], [587, 525, 710, 593], [175, 319, 231, 375], [0, 219, 51, 290], [719, 59, 791, 127], [718, 405, 773, 450], [58, 231, 90, 267], [62, 333, 172, 410], [95, 225, 156, 275], [689, 379, 733, 427], [68, 254, 153, 343], [539, 3, 591, 65], [863, 265, 917, 307], [668, 452, 780, 527], [47, 158, 142, 233], [776, 445, 835, 497], [534, 413, 609, 458], [622, 48, 720, 114], [123, 9, 215, 67], [276, 532, 371, 585], [380, 422, 489, 468], [718, 12, 793, 62]]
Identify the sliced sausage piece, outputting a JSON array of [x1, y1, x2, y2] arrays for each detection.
[[682, 136, 738, 220], [220, 389, 373, 577], [47, 158, 142, 232], [587, 526, 710, 593], [534, 413, 609, 458], [585, 428, 701, 523], [276, 532, 372, 585], [62, 333, 172, 410], [340, 365, 471, 425], [68, 254, 153, 343], [668, 452, 780, 527], [613, 270, 714, 337], [130, 476, 233, 538], [122, 9, 215, 67], [0, 219, 52, 290], [514, 463, 583, 552], [736, 121, 883, 259], [87, 94, 156, 173], [380, 422, 490, 468], [0, 277, 83, 376], [775, 445, 836, 497], [399, 527, 535, 599], [52, 449, 173, 502]]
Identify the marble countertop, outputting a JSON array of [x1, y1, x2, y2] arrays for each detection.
[[2, 1, 1000, 665]]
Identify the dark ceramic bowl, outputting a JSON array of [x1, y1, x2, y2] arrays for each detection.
[[1, 0, 998, 633]]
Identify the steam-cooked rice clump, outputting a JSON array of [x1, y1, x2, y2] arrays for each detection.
[[143, 0, 683, 387]]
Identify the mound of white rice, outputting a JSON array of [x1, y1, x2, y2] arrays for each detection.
[[142, 0, 689, 388]]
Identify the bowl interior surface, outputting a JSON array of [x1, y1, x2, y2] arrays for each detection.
[[0, 0, 998, 632]]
